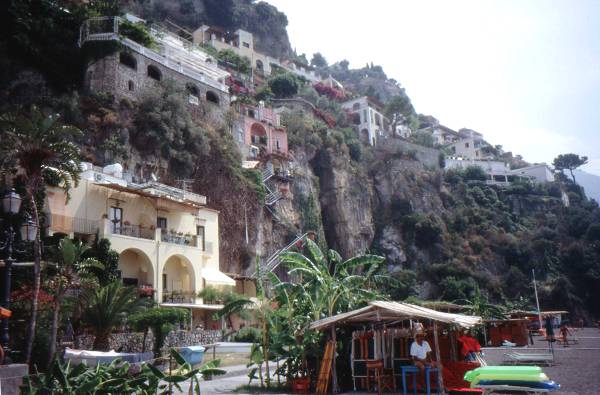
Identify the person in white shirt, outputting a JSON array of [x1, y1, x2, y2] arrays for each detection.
[[410, 332, 436, 371]]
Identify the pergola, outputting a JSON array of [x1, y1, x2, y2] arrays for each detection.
[[309, 301, 482, 394]]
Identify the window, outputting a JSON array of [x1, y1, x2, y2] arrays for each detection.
[[162, 274, 167, 291], [206, 91, 219, 104], [247, 109, 256, 118], [353, 103, 360, 111], [147, 65, 162, 81], [186, 83, 199, 97], [157, 217, 167, 229], [465, 142, 470, 148], [276, 139, 281, 150], [128, 80, 134, 91], [243, 42, 250, 48], [119, 52, 137, 70], [109, 207, 123, 233], [256, 60, 264, 71], [197, 225, 205, 251]]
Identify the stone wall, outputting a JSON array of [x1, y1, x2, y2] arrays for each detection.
[[75, 329, 222, 354], [374, 135, 442, 169], [85, 50, 229, 120]]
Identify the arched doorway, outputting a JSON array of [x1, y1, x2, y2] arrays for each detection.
[[162, 255, 195, 303], [250, 123, 268, 146], [118, 249, 154, 290]]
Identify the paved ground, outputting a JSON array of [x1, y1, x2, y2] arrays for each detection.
[[482, 327, 600, 395], [179, 327, 600, 394]]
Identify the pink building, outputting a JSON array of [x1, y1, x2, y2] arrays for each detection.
[[240, 102, 288, 158]]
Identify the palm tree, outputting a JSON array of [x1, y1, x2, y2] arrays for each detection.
[[47, 238, 103, 364], [0, 106, 82, 363], [81, 281, 147, 351]]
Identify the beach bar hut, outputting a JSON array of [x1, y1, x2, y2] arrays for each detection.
[[309, 301, 482, 394]]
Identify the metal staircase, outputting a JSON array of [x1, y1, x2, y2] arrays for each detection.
[[253, 232, 309, 277]]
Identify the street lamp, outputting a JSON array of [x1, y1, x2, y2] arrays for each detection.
[[1, 189, 37, 364]]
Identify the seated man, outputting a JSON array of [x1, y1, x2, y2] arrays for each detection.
[[410, 332, 436, 371]]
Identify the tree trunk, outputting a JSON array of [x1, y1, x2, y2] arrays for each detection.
[[569, 168, 577, 183], [25, 193, 42, 364], [263, 318, 270, 388], [93, 329, 111, 351], [48, 289, 63, 366], [142, 328, 148, 353]]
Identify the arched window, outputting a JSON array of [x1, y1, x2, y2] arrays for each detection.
[[186, 83, 199, 97], [147, 65, 162, 81], [119, 52, 137, 70], [128, 80, 134, 91], [256, 59, 264, 71], [206, 91, 219, 105], [352, 102, 360, 111]]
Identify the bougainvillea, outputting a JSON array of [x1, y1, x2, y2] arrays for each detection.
[[314, 82, 346, 101]]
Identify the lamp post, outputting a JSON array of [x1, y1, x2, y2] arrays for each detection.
[[1, 189, 37, 364]]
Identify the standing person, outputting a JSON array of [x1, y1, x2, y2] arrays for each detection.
[[559, 323, 572, 346], [410, 332, 436, 371], [545, 316, 555, 354]]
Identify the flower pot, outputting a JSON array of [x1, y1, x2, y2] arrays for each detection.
[[290, 377, 310, 394]]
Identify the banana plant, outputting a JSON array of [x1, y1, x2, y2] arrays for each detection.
[[22, 349, 225, 394]]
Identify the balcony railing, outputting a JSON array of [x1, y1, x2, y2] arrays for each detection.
[[160, 228, 198, 246], [111, 223, 155, 240], [49, 214, 100, 235], [162, 291, 196, 304]]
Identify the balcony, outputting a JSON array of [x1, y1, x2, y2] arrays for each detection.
[[49, 214, 100, 235], [162, 291, 196, 304], [110, 222, 155, 240], [161, 228, 198, 247]]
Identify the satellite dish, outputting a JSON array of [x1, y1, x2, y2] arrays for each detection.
[[151, 173, 158, 182]]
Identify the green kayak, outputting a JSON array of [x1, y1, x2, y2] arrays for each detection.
[[464, 366, 543, 382]]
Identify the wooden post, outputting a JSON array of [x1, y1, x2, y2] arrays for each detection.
[[331, 325, 338, 393], [432, 321, 446, 395]]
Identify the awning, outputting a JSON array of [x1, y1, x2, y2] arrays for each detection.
[[159, 303, 224, 311], [202, 268, 236, 286], [242, 160, 260, 169], [310, 301, 482, 330]]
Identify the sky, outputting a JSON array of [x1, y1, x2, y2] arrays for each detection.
[[265, 0, 600, 175]]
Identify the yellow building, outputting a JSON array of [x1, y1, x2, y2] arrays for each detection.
[[45, 162, 235, 328]]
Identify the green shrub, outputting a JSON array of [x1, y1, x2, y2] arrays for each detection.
[[414, 216, 443, 247], [234, 327, 261, 343], [119, 20, 155, 47], [463, 165, 488, 181], [348, 140, 362, 161], [268, 73, 300, 98]]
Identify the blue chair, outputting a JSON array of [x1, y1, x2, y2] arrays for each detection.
[[401, 365, 441, 395]]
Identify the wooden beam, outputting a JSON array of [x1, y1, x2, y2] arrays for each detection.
[[331, 325, 338, 393], [432, 321, 446, 395]]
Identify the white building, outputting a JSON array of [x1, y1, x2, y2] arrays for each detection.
[[341, 96, 390, 146], [510, 164, 555, 183]]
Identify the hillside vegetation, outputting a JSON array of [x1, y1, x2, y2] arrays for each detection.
[[1, 0, 599, 320]]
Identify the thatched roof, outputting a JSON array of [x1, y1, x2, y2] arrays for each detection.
[[309, 301, 482, 331]]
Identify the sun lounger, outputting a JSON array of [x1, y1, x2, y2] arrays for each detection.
[[503, 352, 554, 366]]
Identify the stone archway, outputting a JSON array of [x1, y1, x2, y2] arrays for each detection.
[[162, 255, 196, 303], [118, 248, 154, 288]]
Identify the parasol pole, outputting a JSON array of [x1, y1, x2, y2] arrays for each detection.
[[532, 269, 543, 330], [432, 321, 446, 395]]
